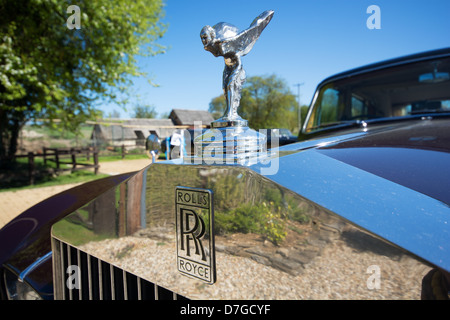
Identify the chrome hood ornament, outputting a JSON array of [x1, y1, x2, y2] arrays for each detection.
[[200, 10, 274, 127], [195, 10, 274, 164]]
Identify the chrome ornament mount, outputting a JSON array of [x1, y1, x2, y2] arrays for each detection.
[[195, 10, 274, 164]]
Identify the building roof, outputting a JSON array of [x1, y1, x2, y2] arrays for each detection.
[[92, 124, 137, 141], [122, 118, 175, 127], [122, 118, 177, 138], [91, 118, 178, 142], [90, 109, 214, 143], [169, 109, 214, 126]]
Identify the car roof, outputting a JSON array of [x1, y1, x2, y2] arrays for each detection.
[[317, 47, 450, 87]]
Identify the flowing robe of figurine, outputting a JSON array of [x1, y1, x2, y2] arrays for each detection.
[[200, 10, 274, 125]]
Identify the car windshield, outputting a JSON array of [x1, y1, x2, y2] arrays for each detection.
[[304, 56, 450, 133]]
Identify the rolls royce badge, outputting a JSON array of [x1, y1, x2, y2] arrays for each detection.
[[176, 186, 215, 284]]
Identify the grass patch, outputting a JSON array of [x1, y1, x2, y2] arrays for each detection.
[[0, 155, 109, 192], [0, 152, 149, 192], [0, 169, 110, 192]]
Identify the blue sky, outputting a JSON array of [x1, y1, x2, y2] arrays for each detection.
[[103, 0, 450, 119]]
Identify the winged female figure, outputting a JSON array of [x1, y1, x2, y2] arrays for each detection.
[[200, 10, 274, 127]]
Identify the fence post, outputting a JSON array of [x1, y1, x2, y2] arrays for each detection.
[[43, 147, 47, 165], [93, 148, 99, 175], [28, 152, 35, 185], [71, 148, 76, 173], [121, 144, 125, 159], [55, 148, 60, 171]]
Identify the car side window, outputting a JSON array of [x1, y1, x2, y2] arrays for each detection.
[[310, 87, 339, 129], [351, 96, 366, 118]]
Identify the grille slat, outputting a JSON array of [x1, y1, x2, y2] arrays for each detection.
[[98, 258, 103, 300], [110, 264, 115, 300], [52, 239, 186, 300], [87, 254, 92, 300], [123, 270, 128, 300]]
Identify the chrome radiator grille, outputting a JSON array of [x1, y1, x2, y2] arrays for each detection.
[[52, 238, 186, 300]]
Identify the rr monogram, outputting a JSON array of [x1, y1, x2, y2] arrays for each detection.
[[179, 208, 206, 261]]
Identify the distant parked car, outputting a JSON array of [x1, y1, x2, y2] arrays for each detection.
[[266, 128, 298, 148]]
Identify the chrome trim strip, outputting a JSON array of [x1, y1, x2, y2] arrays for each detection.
[[18, 251, 52, 282]]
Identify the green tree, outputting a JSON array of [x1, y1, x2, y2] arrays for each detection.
[[208, 95, 226, 120], [0, 0, 166, 167], [209, 74, 299, 131], [132, 104, 158, 118], [158, 111, 170, 119]]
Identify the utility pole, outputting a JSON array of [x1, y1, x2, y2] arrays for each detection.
[[294, 83, 304, 130]]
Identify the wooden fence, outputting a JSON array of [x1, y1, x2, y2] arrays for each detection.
[[15, 147, 99, 185]]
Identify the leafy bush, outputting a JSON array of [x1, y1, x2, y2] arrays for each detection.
[[215, 201, 287, 245], [208, 171, 311, 245]]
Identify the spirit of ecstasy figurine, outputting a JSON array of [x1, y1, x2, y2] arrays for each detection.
[[195, 10, 274, 163], [200, 10, 274, 128]]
